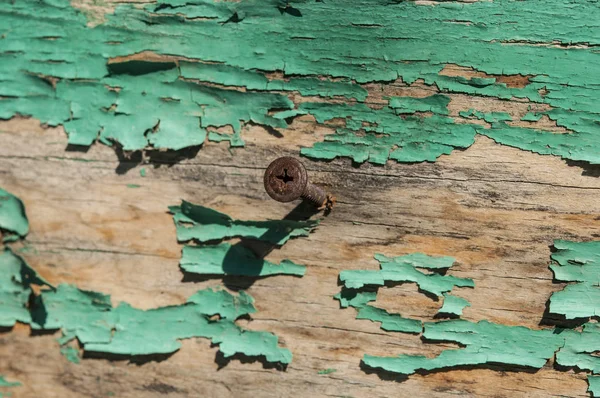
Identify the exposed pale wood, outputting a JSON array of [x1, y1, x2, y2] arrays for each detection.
[[0, 114, 599, 397]]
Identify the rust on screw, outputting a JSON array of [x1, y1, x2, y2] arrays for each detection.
[[264, 157, 335, 210]]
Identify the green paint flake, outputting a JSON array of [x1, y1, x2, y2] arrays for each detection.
[[139, 168, 146, 177], [548, 240, 600, 319], [339, 253, 473, 295], [347, 241, 600, 397], [126, 184, 140, 188], [438, 294, 470, 316], [0, 376, 20, 388], [363, 320, 570, 375], [556, 322, 600, 374], [33, 284, 291, 364], [459, 109, 513, 123], [388, 95, 450, 115], [2, 0, 598, 163], [170, 200, 319, 245], [335, 253, 471, 335], [318, 368, 337, 375], [589, 376, 600, 397], [521, 112, 544, 122], [60, 346, 81, 364], [334, 289, 377, 309], [180, 61, 367, 101], [180, 243, 305, 277], [356, 305, 422, 334], [299, 103, 478, 164], [0, 188, 29, 241], [0, 248, 50, 327]]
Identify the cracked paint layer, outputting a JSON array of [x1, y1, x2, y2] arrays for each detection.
[[1, 0, 598, 163], [548, 240, 600, 319], [60, 346, 81, 364], [170, 200, 319, 245], [0, 188, 292, 366], [335, 253, 472, 334], [31, 284, 292, 364], [343, 243, 600, 397], [589, 376, 600, 397], [0, 249, 50, 328], [438, 293, 470, 317], [339, 253, 473, 294], [0, 188, 29, 242], [0, 375, 20, 398], [173, 201, 312, 278], [181, 243, 305, 277]]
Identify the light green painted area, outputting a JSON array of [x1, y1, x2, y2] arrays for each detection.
[[299, 103, 478, 164], [548, 240, 600, 319], [180, 61, 368, 101], [0, 188, 292, 365], [60, 346, 81, 364], [318, 368, 337, 375], [1, 0, 598, 163], [0, 375, 20, 398], [180, 243, 306, 277], [339, 253, 473, 294], [438, 294, 470, 316], [0, 249, 51, 327], [0, 376, 20, 388], [32, 284, 291, 363], [170, 200, 319, 245], [0, 188, 29, 242], [363, 320, 570, 374], [345, 242, 600, 397], [335, 253, 471, 334], [356, 305, 422, 334], [388, 95, 450, 115], [556, 322, 600, 375], [589, 376, 600, 397], [458, 109, 512, 123]]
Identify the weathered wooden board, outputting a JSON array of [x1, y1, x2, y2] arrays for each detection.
[[1, 0, 600, 396], [1, 116, 599, 397]]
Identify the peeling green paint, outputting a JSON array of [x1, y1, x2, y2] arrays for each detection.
[[341, 242, 600, 398], [438, 294, 470, 316], [60, 345, 81, 364], [548, 240, 600, 319], [335, 253, 471, 334], [339, 253, 473, 294], [172, 201, 313, 278], [170, 200, 318, 245], [180, 61, 367, 101], [589, 376, 600, 397], [0, 188, 292, 366], [30, 284, 291, 363], [181, 243, 305, 277], [0, 248, 51, 327], [363, 320, 570, 375], [458, 109, 512, 123], [1, 0, 598, 164], [0, 188, 29, 242], [318, 368, 337, 375], [0, 376, 20, 388]]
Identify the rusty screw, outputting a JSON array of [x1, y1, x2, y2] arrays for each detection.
[[264, 157, 334, 210]]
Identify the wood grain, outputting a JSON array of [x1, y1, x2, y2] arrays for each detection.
[[0, 114, 599, 397]]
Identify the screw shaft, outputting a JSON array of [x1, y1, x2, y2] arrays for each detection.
[[301, 183, 328, 208]]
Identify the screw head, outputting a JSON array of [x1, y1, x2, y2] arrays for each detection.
[[264, 157, 308, 202]]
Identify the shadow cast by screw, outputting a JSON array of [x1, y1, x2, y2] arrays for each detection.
[[180, 200, 322, 290]]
